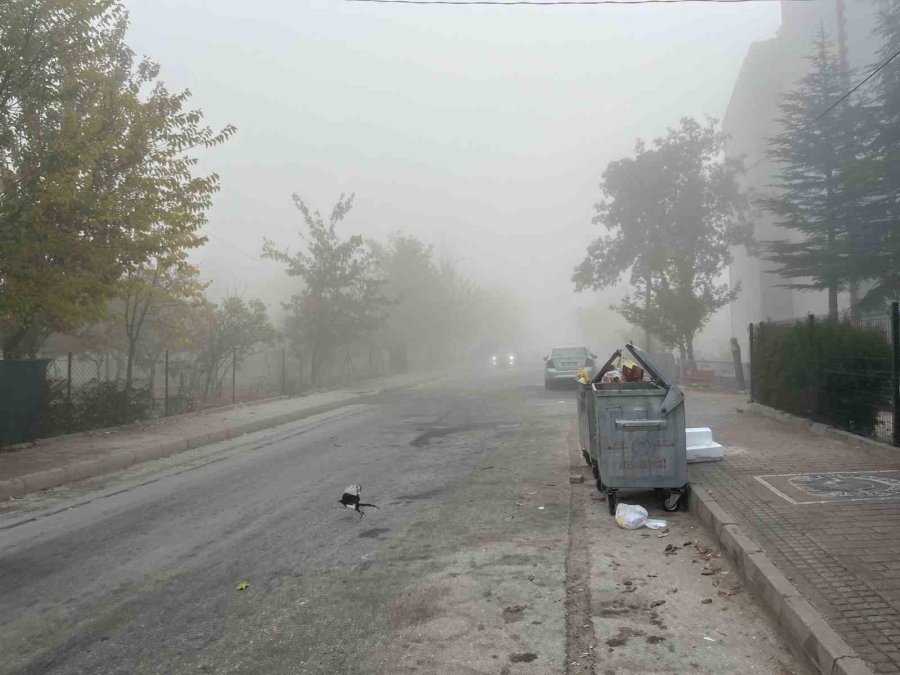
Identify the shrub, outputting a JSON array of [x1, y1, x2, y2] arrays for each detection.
[[73, 381, 155, 430], [754, 317, 891, 437]]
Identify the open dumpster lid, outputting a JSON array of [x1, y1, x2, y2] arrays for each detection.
[[624, 343, 673, 388], [624, 343, 684, 415]]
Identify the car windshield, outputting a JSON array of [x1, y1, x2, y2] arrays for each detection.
[[552, 348, 587, 359]]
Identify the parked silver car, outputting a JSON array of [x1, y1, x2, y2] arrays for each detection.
[[544, 346, 596, 389]]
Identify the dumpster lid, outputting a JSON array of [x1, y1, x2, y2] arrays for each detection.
[[624, 343, 684, 414], [624, 343, 672, 387]]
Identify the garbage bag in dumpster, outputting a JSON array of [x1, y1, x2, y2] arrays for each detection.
[[579, 344, 688, 515]]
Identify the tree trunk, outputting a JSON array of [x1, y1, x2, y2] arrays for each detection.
[[686, 335, 695, 368], [310, 347, 320, 388], [644, 272, 653, 351], [828, 286, 838, 320], [124, 337, 137, 393]]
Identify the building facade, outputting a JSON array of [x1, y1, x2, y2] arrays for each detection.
[[724, 0, 879, 351]]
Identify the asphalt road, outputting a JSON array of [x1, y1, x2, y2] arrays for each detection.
[[0, 369, 803, 674]]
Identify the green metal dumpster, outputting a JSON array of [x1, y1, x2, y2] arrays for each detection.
[[0, 359, 51, 445]]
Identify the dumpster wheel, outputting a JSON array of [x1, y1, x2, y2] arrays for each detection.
[[606, 489, 618, 516], [663, 485, 689, 512]]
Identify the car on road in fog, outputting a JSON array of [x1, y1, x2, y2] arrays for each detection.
[[543, 346, 596, 389], [490, 350, 518, 369]]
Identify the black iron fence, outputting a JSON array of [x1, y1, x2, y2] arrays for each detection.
[[749, 302, 900, 446]]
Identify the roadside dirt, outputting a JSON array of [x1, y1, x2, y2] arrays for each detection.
[[570, 432, 804, 675]]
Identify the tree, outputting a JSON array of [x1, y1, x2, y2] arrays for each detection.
[[194, 297, 276, 398], [573, 138, 670, 350], [370, 234, 440, 372], [120, 261, 207, 391], [263, 194, 388, 387], [761, 29, 861, 318], [836, 3, 900, 311], [574, 117, 750, 361], [0, 0, 234, 356]]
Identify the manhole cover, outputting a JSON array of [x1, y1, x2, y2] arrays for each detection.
[[755, 470, 900, 504]]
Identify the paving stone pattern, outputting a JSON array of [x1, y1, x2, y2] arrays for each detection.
[[687, 389, 900, 674]]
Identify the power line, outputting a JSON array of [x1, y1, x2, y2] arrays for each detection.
[[347, 0, 805, 4], [742, 46, 900, 174], [811, 46, 900, 123]]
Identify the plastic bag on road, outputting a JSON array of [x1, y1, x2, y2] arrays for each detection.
[[615, 503, 648, 529], [614, 503, 669, 530]]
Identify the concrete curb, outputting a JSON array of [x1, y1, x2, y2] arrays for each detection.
[[0, 396, 362, 501], [746, 402, 896, 453], [689, 484, 873, 675]]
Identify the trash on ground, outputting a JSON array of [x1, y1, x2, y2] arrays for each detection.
[[537, 506, 545, 511], [236, 581, 249, 591], [686, 427, 724, 463], [703, 636, 716, 642], [645, 518, 668, 530], [649, 599, 666, 608], [664, 543, 680, 555], [615, 503, 648, 529]]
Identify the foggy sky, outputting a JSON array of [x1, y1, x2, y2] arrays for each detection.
[[125, 0, 781, 350]]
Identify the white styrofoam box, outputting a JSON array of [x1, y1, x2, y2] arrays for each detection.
[[685, 426, 724, 463]]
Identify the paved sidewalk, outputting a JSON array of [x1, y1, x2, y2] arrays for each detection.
[[0, 369, 446, 500], [688, 389, 900, 674]]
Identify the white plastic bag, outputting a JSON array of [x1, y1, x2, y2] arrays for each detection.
[[644, 518, 668, 530], [615, 503, 648, 530]]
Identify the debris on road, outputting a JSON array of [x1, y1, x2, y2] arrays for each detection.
[[663, 544, 679, 556], [615, 503, 648, 530], [686, 427, 724, 463], [236, 581, 249, 591], [701, 598, 713, 604], [649, 599, 666, 609]]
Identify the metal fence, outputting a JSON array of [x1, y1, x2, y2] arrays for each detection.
[[648, 352, 749, 391], [35, 343, 394, 439], [749, 302, 900, 446]]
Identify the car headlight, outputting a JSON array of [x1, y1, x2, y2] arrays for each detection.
[[508, 355, 515, 362]]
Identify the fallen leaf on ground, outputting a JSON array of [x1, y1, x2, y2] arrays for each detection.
[[664, 544, 679, 555], [236, 581, 249, 591], [650, 600, 666, 609]]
